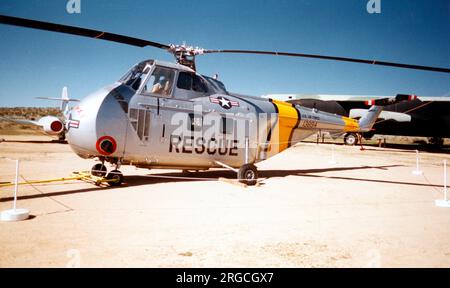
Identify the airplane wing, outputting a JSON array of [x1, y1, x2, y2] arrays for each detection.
[[263, 94, 450, 102], [349, 109, 412, 122], [0, 117, 39, 126], [262, 94, 389, 102], [35, 97, 79, 101]]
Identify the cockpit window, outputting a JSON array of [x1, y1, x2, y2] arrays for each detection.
[[142, 66, 175, 97], [119, 62, 151, 91]]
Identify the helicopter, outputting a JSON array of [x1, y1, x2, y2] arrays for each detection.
[[0, 15, 448, 186]]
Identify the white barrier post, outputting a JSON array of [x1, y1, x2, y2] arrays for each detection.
[[1, 159, 30, 221], [13, 159, 19, 210], [412, 150, 423, 175], [435, 159, 450, 208]]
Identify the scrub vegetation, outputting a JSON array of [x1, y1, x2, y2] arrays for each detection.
[[0, 107, 62, 135]]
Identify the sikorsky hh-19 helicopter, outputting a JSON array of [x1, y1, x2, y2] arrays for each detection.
[[1, 15, 449, 186]]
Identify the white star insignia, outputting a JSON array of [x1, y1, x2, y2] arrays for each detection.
[[219, 97, 231, 108]]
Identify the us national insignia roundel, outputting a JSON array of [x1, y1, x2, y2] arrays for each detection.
[[209, 96, 239, 109]]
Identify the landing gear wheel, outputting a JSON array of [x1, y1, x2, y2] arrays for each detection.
[[106, 170, 123, 187], [238, 164, 258, 186], [58, 132, 66, 142], [344, 133, 358, 146], [182, 169, 193, 176], [429, 137, 444, 147], [91, 163, 107, 177]]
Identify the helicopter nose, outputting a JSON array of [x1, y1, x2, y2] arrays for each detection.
[[66, 88, 108, 158], [66, 84, 131, 159]]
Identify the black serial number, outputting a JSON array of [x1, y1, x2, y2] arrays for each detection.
[[301, 119, 317, 129]]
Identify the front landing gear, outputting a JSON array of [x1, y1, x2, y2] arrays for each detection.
[[90, 163, 123, 186], [238, 164, 258, 186], [91, 163, 107, 177], [106, 170, 124, 186]]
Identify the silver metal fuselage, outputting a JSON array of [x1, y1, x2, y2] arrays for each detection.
[[66, 60, 360, 170]]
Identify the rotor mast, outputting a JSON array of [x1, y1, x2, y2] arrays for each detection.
[[168, 44, 205, 71]]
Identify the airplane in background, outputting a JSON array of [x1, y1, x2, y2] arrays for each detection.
[[0, 87, 79, 140], [263, 94, 450, 146]]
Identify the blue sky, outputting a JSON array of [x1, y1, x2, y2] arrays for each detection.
[[0, 0, 449, 107]]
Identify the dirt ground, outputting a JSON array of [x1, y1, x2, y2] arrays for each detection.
[[0, 134, 449, 267]]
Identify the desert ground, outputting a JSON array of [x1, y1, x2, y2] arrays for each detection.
[[1, 134, 450, 267]]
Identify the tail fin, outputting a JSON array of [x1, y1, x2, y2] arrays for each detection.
[[36, 86, 79, 117], [358, 106, 383, 132], [61, 86, 69, 115], [358, 94, 418, 132]]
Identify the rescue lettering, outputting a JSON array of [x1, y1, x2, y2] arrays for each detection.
[[170, 135, 239, 156]]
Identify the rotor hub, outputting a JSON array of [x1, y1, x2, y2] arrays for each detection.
[[168, 44, 205, 71]]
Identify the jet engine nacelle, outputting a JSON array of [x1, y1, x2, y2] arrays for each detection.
[[38, 116, 64, 135]]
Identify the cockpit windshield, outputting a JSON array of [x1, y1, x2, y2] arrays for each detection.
[[119, 60, 153, 91]]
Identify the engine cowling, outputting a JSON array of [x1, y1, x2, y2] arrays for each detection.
[[38, 116, 64, 135]]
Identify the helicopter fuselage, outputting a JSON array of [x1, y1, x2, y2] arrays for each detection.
[[66, 59, 361, 171]]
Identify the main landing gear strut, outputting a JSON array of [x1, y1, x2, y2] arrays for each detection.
[[215, 137, 259, 186], [90, 161, 123, 186]]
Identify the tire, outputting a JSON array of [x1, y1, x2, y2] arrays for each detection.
[[91, 163, 107, 177], [181, 169, 193, 176], [58, 132, 66, 141], [429, 137, 444, 147], [106, 170, 124, 186], [238, 164, 258, 186], [344, 133, 358, 146]]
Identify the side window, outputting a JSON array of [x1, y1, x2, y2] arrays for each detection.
[[129, 108, 151, 142], [177, 72, 192, 90], [176, 72, 208, 93], [142, 66, 175, 97], [193, 75, 208, 93]]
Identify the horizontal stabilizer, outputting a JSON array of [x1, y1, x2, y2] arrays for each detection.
[[350, 109, 412, 122], [365, 94, 418, 106], [35, 97, 79, 102], [35, 87, 78, 116], [359, 94, 418, 132]]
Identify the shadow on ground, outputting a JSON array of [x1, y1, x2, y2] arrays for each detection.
[[2, 163, 439, 203], [302, 140, 450, 154], [0, 139, 67, 144]]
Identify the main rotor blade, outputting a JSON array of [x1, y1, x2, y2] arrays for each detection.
[[204, 49, 450, 73], [0, 15, 170, 49]]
